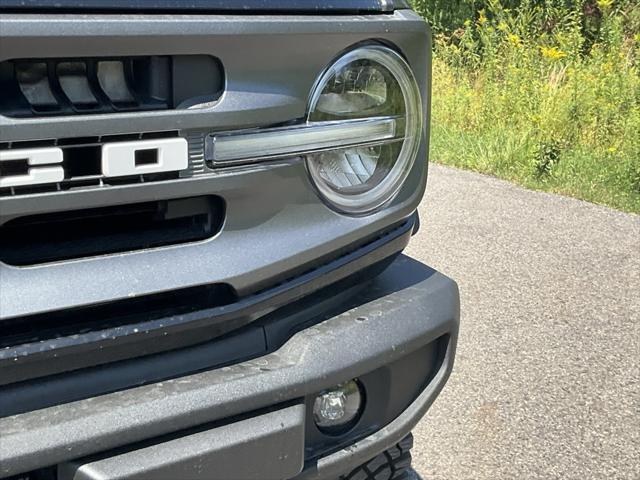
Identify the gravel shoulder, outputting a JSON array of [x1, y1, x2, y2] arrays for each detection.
[[406, 164, 640, 480]]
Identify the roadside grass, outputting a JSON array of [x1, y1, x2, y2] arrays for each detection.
[[430, 121, 640, 212], [421, 1, 640, 214]]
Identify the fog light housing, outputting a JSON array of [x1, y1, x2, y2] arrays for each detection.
[[313, 379, 364, 434]]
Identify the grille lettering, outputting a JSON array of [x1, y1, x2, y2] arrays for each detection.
[[0, 147, 64, 188]]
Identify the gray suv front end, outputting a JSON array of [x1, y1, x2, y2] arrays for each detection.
[[0, 2, 459, 479]]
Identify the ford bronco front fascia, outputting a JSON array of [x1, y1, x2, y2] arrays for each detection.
[[0, 3, 459, 479]]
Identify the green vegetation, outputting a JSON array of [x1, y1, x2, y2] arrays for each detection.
[[413, 0, 640, 213]]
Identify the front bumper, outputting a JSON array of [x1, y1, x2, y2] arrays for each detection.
[[0, 255, 459, 479]]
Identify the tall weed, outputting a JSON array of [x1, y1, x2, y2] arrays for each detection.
[[416, 0, 640, 213]]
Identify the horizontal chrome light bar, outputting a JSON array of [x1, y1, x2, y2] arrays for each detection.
[[210, 116, 399, 166]]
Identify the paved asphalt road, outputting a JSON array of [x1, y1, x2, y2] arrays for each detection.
[[404, 165, 639, 480]]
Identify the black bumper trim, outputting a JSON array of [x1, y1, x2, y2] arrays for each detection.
[[0, 256, 459, 478]]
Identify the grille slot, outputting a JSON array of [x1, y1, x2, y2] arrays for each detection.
[[0, 55, 224, 118], [0, 195, 225, 266]]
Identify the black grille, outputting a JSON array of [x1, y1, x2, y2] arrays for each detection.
[[0, 55, 224, 118]]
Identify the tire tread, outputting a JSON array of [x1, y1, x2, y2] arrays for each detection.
[[341, 434, 414, 480]]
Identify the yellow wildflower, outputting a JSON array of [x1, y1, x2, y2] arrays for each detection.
[[508, 34, 522, 47], [597, 0, 613, 10], [477, 10, 487, 26], [540, 46, 567, 61]]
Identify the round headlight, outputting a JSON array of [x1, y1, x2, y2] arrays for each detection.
[[306, 45, 423, 214]]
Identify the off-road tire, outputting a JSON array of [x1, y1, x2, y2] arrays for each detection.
[[341, 434, 414, 480]]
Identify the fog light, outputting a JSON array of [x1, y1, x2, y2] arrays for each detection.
[[313, 379, 364, 434]]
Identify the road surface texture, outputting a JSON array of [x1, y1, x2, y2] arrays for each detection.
[[405, 164, 640, 480]]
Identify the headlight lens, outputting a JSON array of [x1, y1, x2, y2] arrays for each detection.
[[306, 45, 422, 214]]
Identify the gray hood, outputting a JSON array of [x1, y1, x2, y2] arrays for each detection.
[[0, 0, 410, 13]]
